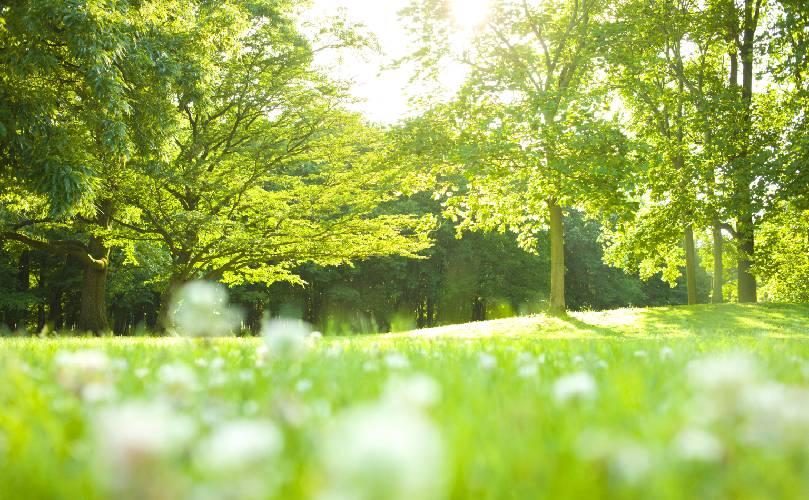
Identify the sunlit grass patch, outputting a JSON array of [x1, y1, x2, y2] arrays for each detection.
[[1, 304, 809, 499]]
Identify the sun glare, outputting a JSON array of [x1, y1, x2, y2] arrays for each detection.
[[450, 0, 491, 31]]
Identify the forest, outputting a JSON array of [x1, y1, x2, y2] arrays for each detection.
[[1, 0, 806, 336]]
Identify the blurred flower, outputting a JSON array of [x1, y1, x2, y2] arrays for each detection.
[[385, 353, 410, 370], [170, 281, 242, 337], [687, 352, 760, 392], [54, 350, 114, 401], [478, 353, 497, 370], [383, 374, 442, 409], [517, 363, 539, 378], [195, 419, 283, 472], [575, 430, 651, 484], [319, 403, 447, 500], [659, 347, 674, 360], [738, 382, 809, 447], [553, 372, 597, 404], [672, 427, 724, 463], [158, 362, 198, 395], [296, 379, 313, 393], [261, 318, 313, 359], [92, 401, 196, 497]]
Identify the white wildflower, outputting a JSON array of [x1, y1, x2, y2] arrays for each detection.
[[385, 353, 410, 370], [170, 281, 242, 337], [82, 382, 117, 403], [54, 350, 114, 400], [575, 430, 651, 484], [158, 363, 198, 394], [553, 372, 597, 404], [672, 428, 724, 463], [478, 353, 497, 370], [687, 352, 760, 392], [517, 363, 539, 378], [195, 419, 283, 472], [261, 318, 313, 359], [660, 347, 674, 360], [92, 401, 196, 494], [319, 404, 447, 500], [383, 374, 442, 409], [296, 379, 314, 393]]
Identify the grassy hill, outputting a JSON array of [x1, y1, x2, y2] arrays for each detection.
[[385, 302, 809, 339]]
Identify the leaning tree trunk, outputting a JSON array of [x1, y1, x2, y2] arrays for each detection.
[[711, 221, 724, 303], [548, 199, 566, 314], [684, 225, 698, 305]]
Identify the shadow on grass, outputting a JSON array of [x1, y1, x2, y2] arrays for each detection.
[[554, 313, 624, 337], [610, 303, 809, 337]]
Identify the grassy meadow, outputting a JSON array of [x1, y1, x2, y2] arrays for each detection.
[[2, 303, 809, 499]]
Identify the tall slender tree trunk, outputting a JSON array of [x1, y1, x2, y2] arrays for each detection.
[[684, 226, 698, 305], [711, 221, 724, 303], [9, 251, 31, 330], [548, 199, 566, 314], [735, 0, 759, 303]]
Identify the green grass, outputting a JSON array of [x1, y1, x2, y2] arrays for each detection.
[[2, 303, 809, 499]]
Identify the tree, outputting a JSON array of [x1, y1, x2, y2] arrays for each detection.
[[604, 0, 735, 304], [0, 0, 158, 331], [107, 2, 433, 327], [401, 0, 633, 314]]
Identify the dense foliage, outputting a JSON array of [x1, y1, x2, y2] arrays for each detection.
[[1, 0, 807, 335]]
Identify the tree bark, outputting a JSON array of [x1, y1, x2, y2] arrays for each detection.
[[77, 200, 114, 333], [9, 251, 31, 330], [735, 0, 759, 303], [548, 199, 566, 314], [157, 275, 187, 332], [736, 209, 757, 302], [78, 256, 109, 333], [711, 221, 724, 303], [684, 225, 698, 305]]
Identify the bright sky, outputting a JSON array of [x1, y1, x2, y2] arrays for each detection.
[[308, 0, 490, 124]]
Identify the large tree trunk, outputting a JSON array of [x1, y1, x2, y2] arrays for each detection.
[[548, 199, 566, 314], [711, 221, 724, 303], [78, 240, 110, 333], [684, 225, 698, 305], [77, 201, 114, 334]]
